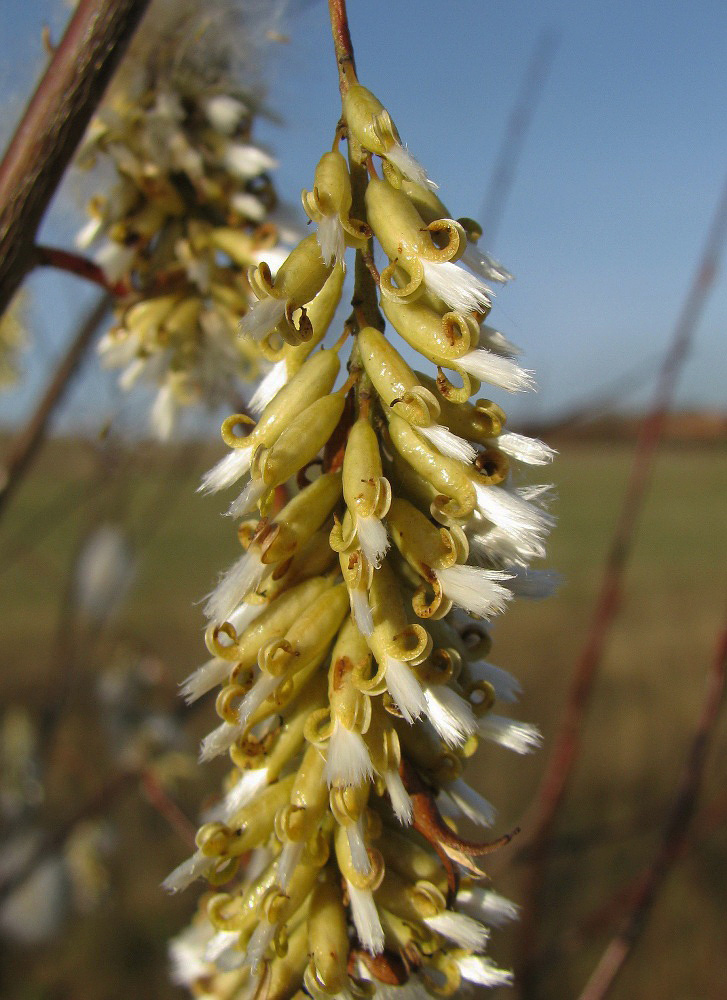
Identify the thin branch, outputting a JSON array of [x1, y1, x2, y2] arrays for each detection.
[[0, 0, 151, 316], [577, 609, 727, 1000], [515, 172, 727, 993], [34, 245, 129, 296], [0, 295, 111, 518]]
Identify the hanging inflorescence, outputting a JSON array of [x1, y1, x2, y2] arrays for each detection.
[[166, 57, 556, 1000], [74, 0, 293, 439]]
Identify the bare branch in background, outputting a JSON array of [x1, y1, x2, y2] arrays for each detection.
[[515, 172, 727, 993], [577, 609, 727, 1000], [0, 0, 151, 317], [0, 296, 111, 518]]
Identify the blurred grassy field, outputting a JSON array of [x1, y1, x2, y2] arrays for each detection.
[[0, 435, 725, 999]]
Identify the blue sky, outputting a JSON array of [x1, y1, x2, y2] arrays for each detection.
[[1, 0, 725, 430]]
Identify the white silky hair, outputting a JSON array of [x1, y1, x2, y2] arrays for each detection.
[[468, 525, 547, 568], [473, 480, 555, 549], [437, 564, 513, 618], [460, 242, 512, 284], [227, 476, 266, 519], [443, 778, 496, 827], [275, 841, 303, 892], [347, 816, 373, 876], [456, 954, 514, 988], [203, 928, 241, 965], [201, 768, 269, 824], [204, 94, 247, 134], [479, 713, 542, 754], [231, 191, 266, 222], [169, 921, 215, 986], [384, 656, 426, 723], [324, 720, 374, 787], [200, 671, 280, 762], [150, 383, 176, 441], [346, 881, 385, 955], [495, 432, 556, 465], [224, 142, 277, 180], [424, 910, 489, 952], [180, 656, 230, 704], [162, 849, 215, 894], [383, 769, 413, 825], [420, 258, 491, 314], [199, 446, 252, 494], [238, 296, 286, 342], [479, 323, 523, 356], [457, 348, 535, 392], [249, 360, 288, 415], [316, 214, 345, 265], [468, 660, 522, 703], [350, 587, 374, 637], [456, 886, 520, 928], [385, 141, 437, 191], [356, 515, 390, 568], [424, 684, 477, 748], [416, 423, 476, 464], [244, 919, 277, 973], [204, 549, 266, 622]]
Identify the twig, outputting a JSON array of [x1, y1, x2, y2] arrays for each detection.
[[577, 609, 727, 1000], [0, 0, 150, 316], [515, 172, 727, 993], [0, 295, 111, 518], [34, 245, 129, 297]]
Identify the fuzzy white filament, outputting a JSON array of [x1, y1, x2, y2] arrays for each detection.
[[347, 816, 372, 876], [206, 768, 269, 825], [350, 587, 374, 637], [383, 769, 413, 825], [204, 94, 247, 134], [204, 928, 243, 966], [444, 778, 496, 827], [384, 656, 426, 723], [461, 243, 512, 284], [346, 881, 385, 954], [162, 850, 215, 894], [356, 515, 389, 568], [249, 361, 288, 415], [469, 661, 522, 703], [424, 684, 477, 747], [275, 841, 303, 892], [224, 143, 277, 180], [199, 672, 279, 762], [245, 920, 277, 973], [316, 214, 345, 265], [420, 259, 491, 314], [495, 432, 556, 465], [437, 564, 513, 618], [385, 142, 437, 190], [180, 656, 230, 704], [473, 481, 555, 548], [227, 477, 266, 519], [456, 886, 520, 928], [169, 922, 215, 986], [424, 910, 489, 951], [479, 325, 523, 356], [456, 955, 514, 988], [325, 720, 374, 787], [199, 447, 252, 494], [457, 349, 535, 392], [239, 297, 286, 342], [204, 550, 266, 622], [151, 383, 176, 440], [479, 714, 542, 754], [416, 424, 477, 463]]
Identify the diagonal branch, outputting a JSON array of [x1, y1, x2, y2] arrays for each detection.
[[515, 171, 727, 993], [0, 0, 150, 317], [577, 608, 727, 1000]]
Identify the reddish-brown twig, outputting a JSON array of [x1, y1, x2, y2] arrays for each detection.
[[515, 172, 727, 993], [576, 609, 727, 1000], [34, 245, 130, 297], [0, 0, 150, 315], [0, 296, 111, 518]]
